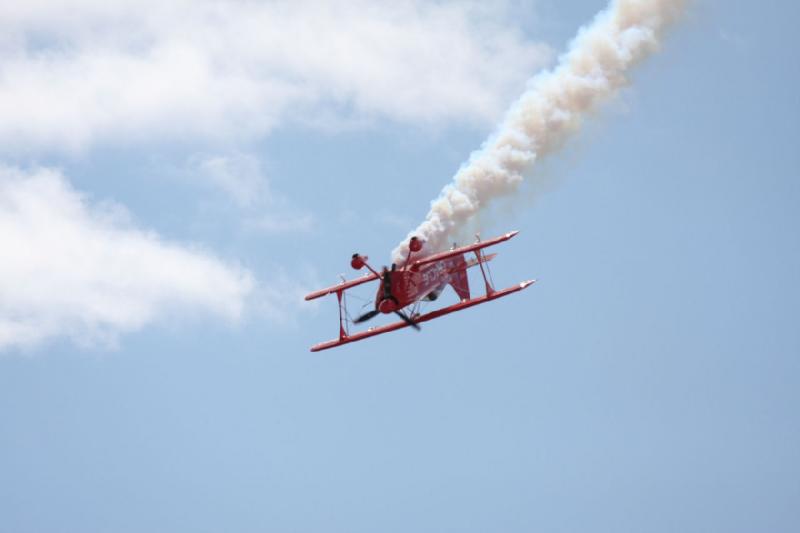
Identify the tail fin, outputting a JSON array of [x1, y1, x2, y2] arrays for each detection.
[[449, 268, 470, 301]]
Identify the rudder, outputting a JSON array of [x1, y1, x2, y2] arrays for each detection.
[[449, 268, 470, 301]]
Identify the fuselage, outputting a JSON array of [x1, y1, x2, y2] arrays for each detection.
[[374, 255, 466, 313]]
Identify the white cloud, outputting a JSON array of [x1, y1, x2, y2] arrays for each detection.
[[0, 0, 552, 153], [0, 165, 255, 350]]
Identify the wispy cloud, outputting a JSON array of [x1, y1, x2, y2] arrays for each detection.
[[375, 210, 414, 230], [190, 152, 314, 234], [193, 153, 267, 209], [252, 265, 322, 326], [245, 213, 315, 234], [0, 0, 552, 154], [0, 165, 255, 351]]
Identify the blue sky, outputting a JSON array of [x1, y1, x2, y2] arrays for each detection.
[[1, 1, 798, 532]]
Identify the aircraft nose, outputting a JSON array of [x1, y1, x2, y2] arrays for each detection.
[[378, 299, 398, 314]]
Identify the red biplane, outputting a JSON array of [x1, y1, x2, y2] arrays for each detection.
[[305, 230, 535, 352]]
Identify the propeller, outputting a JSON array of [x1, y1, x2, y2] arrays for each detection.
[[352, 263, 420, 331], [383, 264, 395, 301], [394, 310, 421, 331], [354, 309, 379, 323], [353, 265, 392, 324]]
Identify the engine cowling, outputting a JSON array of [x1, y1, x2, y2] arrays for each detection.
[[378, 298, 398, 313]]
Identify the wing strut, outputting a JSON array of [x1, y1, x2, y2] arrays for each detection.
[[474, 234, 494, 296], [337, 289, 348, 341]]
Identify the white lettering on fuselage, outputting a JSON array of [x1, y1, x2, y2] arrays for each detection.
[[402, 258, 457, 302]]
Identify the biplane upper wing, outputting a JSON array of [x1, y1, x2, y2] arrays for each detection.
[[304, 271, 380, 301], [409, 230, 519, 270]]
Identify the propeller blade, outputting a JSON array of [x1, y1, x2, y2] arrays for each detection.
[[354, 309, 379, 324], [394, 310, 421, 331]]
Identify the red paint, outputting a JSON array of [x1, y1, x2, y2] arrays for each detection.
[[306, 230, 535, 351]]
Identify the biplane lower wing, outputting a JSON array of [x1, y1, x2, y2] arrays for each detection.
[[310, 279, 535, 352]]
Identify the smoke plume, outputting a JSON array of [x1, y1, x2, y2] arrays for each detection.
[[392, 0, 686, 263]]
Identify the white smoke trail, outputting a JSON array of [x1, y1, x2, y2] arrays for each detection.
[[392, 0, 686, 263]]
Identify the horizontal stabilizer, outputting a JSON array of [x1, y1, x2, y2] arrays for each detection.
[[410, 231, 519, 270], [463, 252, 496, 270]]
